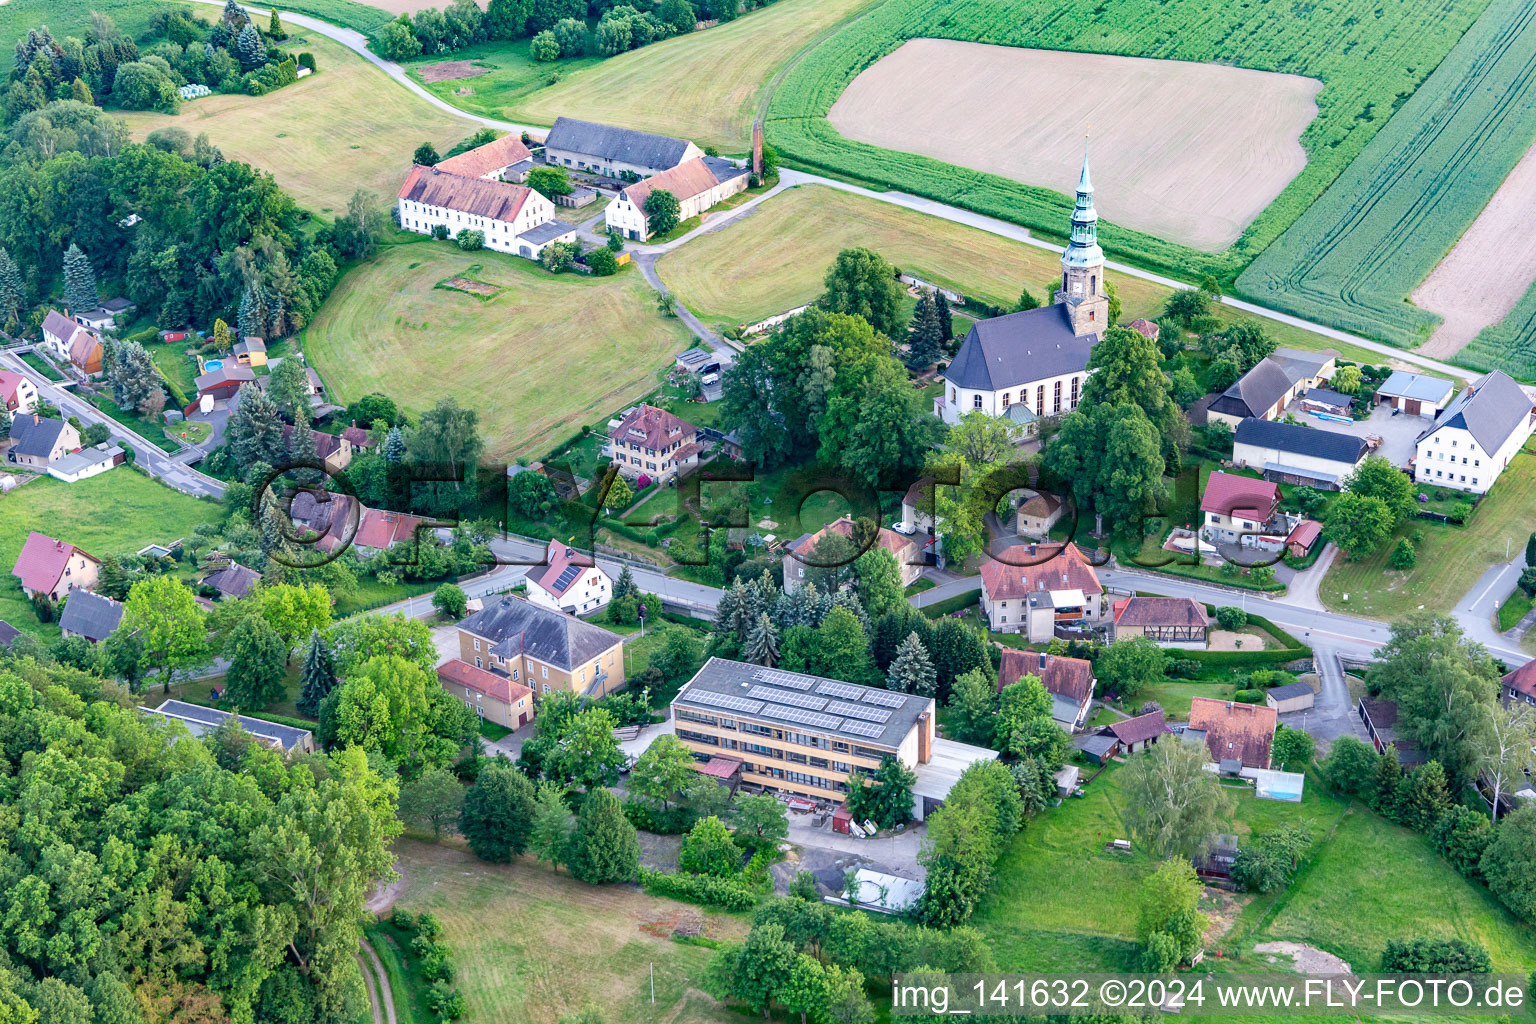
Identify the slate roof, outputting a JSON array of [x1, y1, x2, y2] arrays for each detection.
[[203, 562, 261, 599], [438, 658, 532, 705], [1113, 596, 1210, 629], [1377, 370, 1454, 404], [9, 414, 70, 458], [1234, 418, 1369, 465], [48, 443, 122, 478], [42, 309, 79, 341], [397, 165, 534, 224], [1187, 697, 1276, 769], [58, 589, 123, 642], [1301, 388, 1355, 408], [1200, 471, 1280, 519], [0, 620, 18, 648], [979, 542, 1102, 602], [1267, 682, 1315, 702], [458, 595, 622, 672], [1208, 359, 1294, 419], [12, 532, 96, 593], [1110, 710, 1169, 745], [519, 219, 576, 244], [544, 116, 694, 171], [232, 336, 265, 356], [942, 304, 1098, 392], [146, 699, 313, 752], [435, 134, 534, 178], [997, 649, 1094, 703], [1422, 370, 1534, 454]]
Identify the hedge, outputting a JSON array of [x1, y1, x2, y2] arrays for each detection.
[[639, 869, 761, 910], [178, 697, 318, 732], [919, 589, 980, 619]]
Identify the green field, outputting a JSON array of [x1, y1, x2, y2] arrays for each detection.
[[0, 471, 218, 639], [1236, 0, 1536, 364], [119, 31, 475, 216], [388, 837, 748, 1024], [303, 242, 692, 459], [766, 0, 1494, 282], [1321, 453, 1536, 620], [1461, 283, 1536, 380]]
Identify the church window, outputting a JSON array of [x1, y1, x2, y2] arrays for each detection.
[[1053, 381, 1062, 413], [1037, 385, 1045, 411], [1090, 274, 1097, 293], [972, 394, 983, 410], [950, 387, 957, 403], [1070, 377, 1080, 407], [1003, 393, 1011, 407]]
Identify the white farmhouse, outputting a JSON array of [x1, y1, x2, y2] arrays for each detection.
[[934, 150, 1107, 432], [1413, 370, 1536, 494], [605, 157, 751, 241], [526, 539, 612, 616], [542, 117, 701, 180]]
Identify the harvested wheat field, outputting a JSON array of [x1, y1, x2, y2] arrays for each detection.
[[1413, 140, 1536, 358], [390, 838, 746, 1024], [118, 33, 473, 215], [827, 40, 1320, 251]]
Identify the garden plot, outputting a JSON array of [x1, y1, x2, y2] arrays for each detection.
[[826, 40, 1319, 251]]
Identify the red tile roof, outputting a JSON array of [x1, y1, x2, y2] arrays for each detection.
[[355, 507, 427, 551], [398, 164, 533, 224], [0, 370, 26, 404], [1503, 661, 1536, 702], [1110, 710, 1169, 745], [979, 542, 1102, 602], [342, 424, 372, 447], [789, 516, 919, 564], [997, 649, 1094, 702], [438, 658, 532, 705], [1188, 697, 1277, 769], [1286, 519, 1322, 550], [1112, 596, 1210, 628], [12, 531, 97, 594], [534, 538, 602, 597], [435, 134, 533, 179], [1126, 318, 1160, 341], [69, 326, 102, 368], [282, 424, 347, 460], [1200, 472, 1280, 520], [622, 157, 723, 211], [608, 403, 696, 451]]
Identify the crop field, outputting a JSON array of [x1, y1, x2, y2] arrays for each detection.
[[1461, 285, 1536, 380], [303, 243, 692, 459], [828, 41, 1319, 251], [767, 0, 1496, 281], [1236, 0, 1536, 360], [118, 32, 474, 216], [414, 0, 874, 152]]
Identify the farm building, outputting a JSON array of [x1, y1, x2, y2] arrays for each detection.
[[542, 116, 702, 179], [456, 595, 626, 699], [396, 164, 577, 260], [1206, 348, 1338, 428], [605, 156, 751, 240], [438, 658, 536, 732], [1265, 681, 1316, 713], [58, 590, 123, 644], [935, 152, 1107, 429], [1184, 697, 1277, 769], [1413, 370, 1536, 494], [997, 649, 1095, 731], [1298, 388, 1355, 418], [143, 700, 315, 754], [1111, 596, 1210, 647], [1231, 417, 1369, 490], [1376, 371, 1454, 416], [434, 133, 533, 180], [785, 515, 923, 594], [606, 404, 703, 486], [526, 538, 612, 616], [196, 365, 255, 400], [47, 443, 125, 483], [979, 541, 1104, 639]]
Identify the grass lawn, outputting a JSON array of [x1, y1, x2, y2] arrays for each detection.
[[150, 342, 199, 399], [85, 393, 180, 453], [168, 420, 212, 446], [19, 352, 62, 381], [509, 0, 878, 152], [170, 664, 307, 719], [0, 472, 218, 639], [1498, 589, 1534, 632], [117, 32, 475, 217], [333, 575, 435, 618], [406, 43, 603, 128], [389, 837, 748, 1024], [1321, 453, 1536, 620], [304, 242, 692, 459]]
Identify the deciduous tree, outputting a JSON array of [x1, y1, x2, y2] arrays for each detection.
[[224, 615, 288, 710], [459, 761, 536, 860], [1122, 740, 1231, 859], [399, 765, 465, 839], [819, 247, 903, 338]]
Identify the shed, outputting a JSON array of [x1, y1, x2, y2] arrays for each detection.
[[1053, 765, 1080, 796], [1376, 371, 1454, 416], [1108, 711, 1171, 752], [1078, 733, 1120, 766], [1194, 833, 1239, 880], [1265, 681, 1316, 713]]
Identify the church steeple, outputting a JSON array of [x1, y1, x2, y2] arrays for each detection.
[[1056, 137, 1109, 337]]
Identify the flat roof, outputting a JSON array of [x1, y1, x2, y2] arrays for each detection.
[[911, 738, 999, 800], [145, 699, 313, 752], [672, 657, 933, 750]]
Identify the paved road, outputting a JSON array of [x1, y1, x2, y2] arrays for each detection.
[[1, 351, 226, 499]]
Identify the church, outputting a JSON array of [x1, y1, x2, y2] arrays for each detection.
[[934, 149, 1108, 434]]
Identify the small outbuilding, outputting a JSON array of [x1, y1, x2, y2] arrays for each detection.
[[1107, 710, 1171, 753], [1265, 681, 1316, 713], [1375, 371, 1454, 417], [1077, 732, 1121, 766]]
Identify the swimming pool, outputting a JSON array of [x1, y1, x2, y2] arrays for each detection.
[[203, 359, 223, 370]]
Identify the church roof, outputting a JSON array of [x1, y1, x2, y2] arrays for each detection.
[[942, 305, 1097, 393]]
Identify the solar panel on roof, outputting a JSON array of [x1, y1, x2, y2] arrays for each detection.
[[861, 689, 906, 708], [839, 719, 885, 739], [747, 685, 828, 711], [685, 689, 764, 714], [552, 565, 581, 591], [752, 668, 815, 690], [815, 680, 865, 700], [826, 700, 891, 723], [760, 705, 844, 730]]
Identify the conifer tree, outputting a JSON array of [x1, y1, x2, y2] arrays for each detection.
[[71, 77, 93, 105], [0, 246, 25, 326], [612, 565, 636, 599], [212, 318, 232, 350], [228, 383, 286, 467], [288, 408, 319, 479], [935, 292, 953, 341], [236, 23, 264, 69], [62, 242, 97, 316], [906, 291, 942, 370], [1525, 531, 1536, 569], [744, 612, 780, 667], [295, 627, 335, 717], [268, 9, 286, 39], [887, 631, 936, 696], [223, 0, 248, 27], [565, 787, 640, 884], [383, 425, 406, 464]]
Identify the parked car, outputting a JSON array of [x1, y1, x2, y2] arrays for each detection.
[[891, 522, 916, 535], [701, 373, 720, 386]]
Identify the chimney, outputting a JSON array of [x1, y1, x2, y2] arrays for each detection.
[[917, 710, 933, 764]]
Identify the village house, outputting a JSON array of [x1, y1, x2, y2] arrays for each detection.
[[75, 297, 135, 331], [196, 364, 255, 401], [47, 442, 125, 483], [1500, 660, 1536, 709], [1413, 370, 1536, 494], [0, 621, 19, 650], [1199, 472, 1285, 546], [232, 337, 267, 367], [542, 116, 702, 180], [1375, 371, 1454, 417], [526, 539, 612, 616], [783, 515, 924, 593], [12, 531, 100, 601], [1111, 596, 1210, 647], [1185, 697, 1277, 770], [6, 414, 79, 469], [143, 700, 315, 754], [58, 590, 123, 643], [456, 595, 626, 699], [978, 541, 1104, 639], [201, 561, 261, 600], [282, 423, 353, 474], [606, 404, 703, 485], [1106, 709, 1170, 753], [0, 370, 38, 416], [997, 649, 1095, 731], [899, 478, 939, 535], [438, 657, 536, 732], [41, 310, 103, 376], [935, 152, 1107, 430], [287, 492, 429, 555], [605, 156, 751, 240], [1231, 417, 1369, 490], [1205, 348, 1339, 428], [1013, 489, 1065, 538], [396, 142, 577, 260]]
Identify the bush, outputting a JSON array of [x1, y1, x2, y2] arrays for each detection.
[[530, 30, 559, 60], [586, 247, 618, 276], [297, 51, 316, 70], [426, 979, 466, 1021], [1381, 937, 1492, 974], [1232, 689, 1266, 705], [1215, 606, 1248, 631], [431, 224, 450, 240], [639, 869, 761, 910], [390, 908, 418, 933], [456, 229, 484, 251], [1169, 658, 1202, 679], [622, 799, 699, 835], [1389, 537, 1417, 570]]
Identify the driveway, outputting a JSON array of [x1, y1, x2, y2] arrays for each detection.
[[1289, 401, 1425, 468]]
